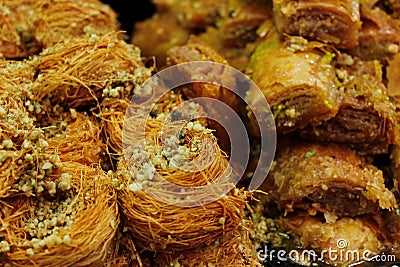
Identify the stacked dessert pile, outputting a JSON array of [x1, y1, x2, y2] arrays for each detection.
[[132, 0, 400, 266]]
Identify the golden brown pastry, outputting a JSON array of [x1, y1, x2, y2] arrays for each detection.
[[132, 0, 228, 67], [152, 0, 227, 30], [218, 0, 272, 48], [117, 138, 247, 252], [247, 32, 339, 134], [382, 210, 400, 259], [0, 1, 41, 58], [132, 13, 190, 67], [31, 0, 119, 48], [166, 38, 244, 152], [272, 0, 361, 48], [347, 5, 400, 61], [387, 53, 400, 96], [154, 222, 260, 267], [300, 59, 398, 154], [1, 0, 118, 57], [390, 95, 400, 188], [0, 7, 27, 59], [196, 0, 274, 72], [281, 213, 383, 266], [0, 162, 118, 267], [47, 113, 105, 166], [383, 0, 400, 19], [29, 33, 151, 109], [261, 141, 397, 217]]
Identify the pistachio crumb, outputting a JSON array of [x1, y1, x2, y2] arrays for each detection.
[[305, 151, 315, 158], [26, 248, 34, 256]]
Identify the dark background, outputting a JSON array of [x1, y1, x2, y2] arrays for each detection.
[[100, 1, 155, 37]]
